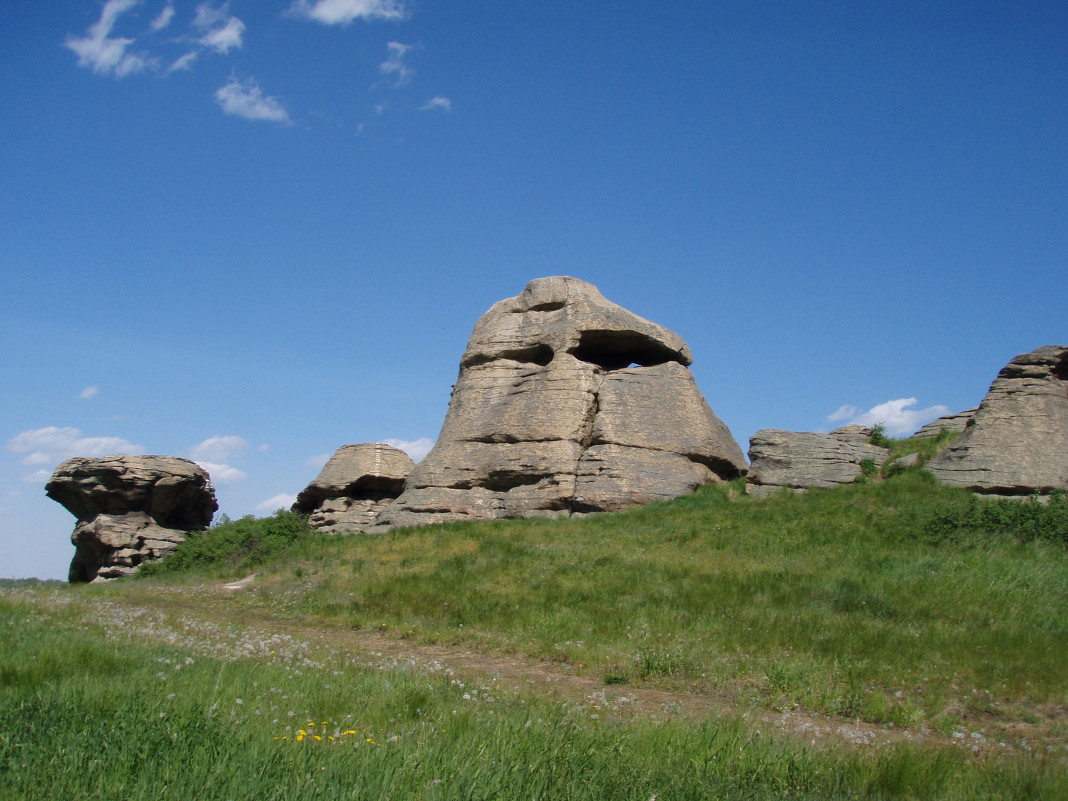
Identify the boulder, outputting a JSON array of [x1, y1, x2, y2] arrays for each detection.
[[46, 455, 217, 582], [292, 443, 415, 533], [912, 408, 977, 439], [746, 425, 890, 497], [373, 277, 746, 529], [926, 345, 1068, 496]]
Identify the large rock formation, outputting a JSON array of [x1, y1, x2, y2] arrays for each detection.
[[373, 276, 746, 529], [746, 425, 890, 496], [292, 443, 415, 533], [46, 455, 217, 582], [927, 345, 1068, 496]]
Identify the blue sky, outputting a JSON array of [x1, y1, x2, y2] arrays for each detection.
[[2, 0, 1065, 579]]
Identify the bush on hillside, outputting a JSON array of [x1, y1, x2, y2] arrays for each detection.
[[920, 491, 1068, 545], [138, 510, 318, 577]]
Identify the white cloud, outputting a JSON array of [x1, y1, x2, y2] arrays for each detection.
[[827, 404, 858, 422], [828, 398, 951, 438], [64, 0, 157, 77], [289, 0, 407, 25], [256, 493, 298, 512], [6, 426, 146, 464], [215, 76, 292, 123], [21, 470, 52, 485], [198, 16, 245, 54], [381, 437, 434, 462], [150, 4, 175, 31], [188, 435, 248, 464], [419, 96, 451, 111], [79, 385, 100, 399], [258, 443, 270, 453], [306, 453, 332, 469], [379, 41, 415, 86], [195, 462, 248, 483], [166, 51, 199, 73]]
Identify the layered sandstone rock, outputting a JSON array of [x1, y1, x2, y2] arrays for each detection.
[[373, 277, 746, 528], [46, 455, 217, 582], [912, 408, 976, 439], [292, 443, 415, 533], [746, 425, 890, 496], [927, 345, 1068, 496]]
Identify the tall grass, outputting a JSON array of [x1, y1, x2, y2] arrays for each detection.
[[3, 587, 1063, 800], [150, 472, 1063, 731]]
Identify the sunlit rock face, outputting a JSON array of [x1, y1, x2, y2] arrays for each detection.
[[745, 425, 890, 496], [927, 345, 1068, 497], [45, 455, 217, 582], [373, 276, 747, 529], [292, 443, 415, 533]]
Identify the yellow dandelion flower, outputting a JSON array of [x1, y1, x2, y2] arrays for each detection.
[[296, 735, 304, 742], [315, 736, 322, 741]]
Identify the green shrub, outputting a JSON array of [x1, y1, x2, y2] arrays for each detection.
[[138, 510, 318, 577], [920, 491, 1068, 545]]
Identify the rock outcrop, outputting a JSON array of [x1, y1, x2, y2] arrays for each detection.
[[46, 455, 217, 582], [746, 425, 890, 496], [912, 408, 976, 439], [292, 443, 415, 533], [373, 276, 746, 529], [926, 345, 1068, 496]]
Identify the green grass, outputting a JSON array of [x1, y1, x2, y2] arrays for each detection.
[[182, 473, 1062, 728], [7, 456, 1067, 798], [2, 587, 1064, 800]]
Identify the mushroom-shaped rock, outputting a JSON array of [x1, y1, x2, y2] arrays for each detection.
[[293, 443, 415, 533], [746, 425, 890, 496], [926, 345, 1068, 496], [46, 455, 217, 582], [373, 277, 746, 529]]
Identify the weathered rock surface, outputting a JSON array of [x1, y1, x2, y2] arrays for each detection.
[[746, 425, 890, 496], [292, 443, 415, 533], [373, 276, 746, 529], [46, 455, 217, 582], [912, 408, 977, 439], [927, 345, 1068, 496]]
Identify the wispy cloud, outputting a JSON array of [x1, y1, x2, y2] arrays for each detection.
[[196, 462, 248, 483], [189, 435, 248, 464], [256, 493, 298, 512], [379, 41, 415, 86], [150, 4, 175, 32], [828, 398, 951, 437], [166, 51, 199, 73], [79, 385, 100, 399], [5, 426, 146, 472], [289, 0, 407, 25], [381, 437, 434, 462], [64, 0, 156, 77], [419, 96, 450, 111], [194, 3, 245, 54], [215, 76, 292, 123], [189, 435, 249, 483]]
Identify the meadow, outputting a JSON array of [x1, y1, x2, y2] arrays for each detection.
[[2, 454, 1066, 799]]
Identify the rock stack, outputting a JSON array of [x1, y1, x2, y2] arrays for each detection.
[[373, 276, 746, 529], [46, 455, 217, 582]]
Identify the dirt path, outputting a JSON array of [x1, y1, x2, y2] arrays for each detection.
[[79, 577, 1063, 763]]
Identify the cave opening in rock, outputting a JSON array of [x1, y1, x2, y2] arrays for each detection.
[[570, 330, 682, 371], [463, 344, 554, 368]]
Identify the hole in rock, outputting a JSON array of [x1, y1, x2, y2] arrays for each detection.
[[527, 300, 566, 312], [1054, 351, 1068, 383], [570, 330, 682, 371], [463, 344, 554, 368]]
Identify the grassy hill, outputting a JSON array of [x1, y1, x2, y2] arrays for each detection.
[[2, 461, 1066, 799]]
